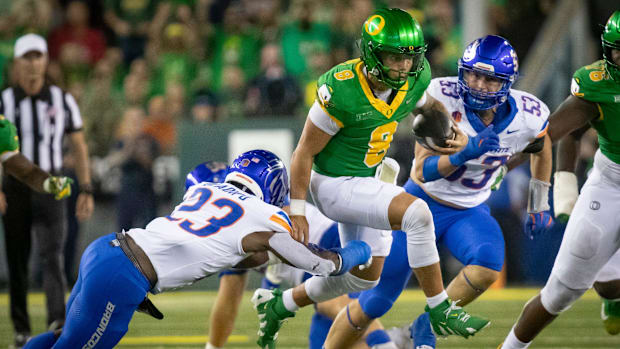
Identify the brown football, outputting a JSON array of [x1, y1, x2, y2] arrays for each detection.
[[412, 109, 455, 151]]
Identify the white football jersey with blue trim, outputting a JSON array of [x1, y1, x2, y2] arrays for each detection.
[[128, 182, 292, 293], [415, 77, 550, 208]]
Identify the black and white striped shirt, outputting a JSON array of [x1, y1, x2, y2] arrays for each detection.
[[0, 85, 83, 174]]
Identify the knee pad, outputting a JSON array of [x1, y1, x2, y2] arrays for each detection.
[[305, 273, 379, 304], [358, 288, 397, 319], [402, 199, 438, 268], [540, 275, 587, 315], [567, 217, 603, 261]]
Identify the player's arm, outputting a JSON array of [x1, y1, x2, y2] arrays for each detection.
[[2, 152, 72, 199], [412, 123, 499, 183], [289, 102, 334, 244], [414, 94, 468, 153], [548, 94, 599, 220]]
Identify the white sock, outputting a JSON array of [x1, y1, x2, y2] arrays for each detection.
[[502, 327, 531, 349], [206, 343, 222, 349], [282, 288, 299, 312], [426, 290, 448, 308]]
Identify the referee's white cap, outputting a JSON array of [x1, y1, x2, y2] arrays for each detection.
[[14, 33, 48, 58]]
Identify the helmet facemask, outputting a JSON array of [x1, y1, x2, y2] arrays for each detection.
[[361, 40, 427, 90], [602, 11, 620, 83], [457, 62, 515, 110]]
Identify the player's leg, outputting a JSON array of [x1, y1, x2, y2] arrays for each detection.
[[501, 165, 620, 348], [411, 203, 503, 348], [325, 230, 411, 347], [593, 250, 620, 335], [26, 234, 151, 349], [206, 271, 249, 349]]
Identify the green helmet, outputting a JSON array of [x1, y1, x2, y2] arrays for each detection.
[[360, 8, 427, 89], [602, 11, 620, 82]]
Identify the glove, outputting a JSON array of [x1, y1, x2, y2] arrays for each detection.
[[490, 165, 507, 191], [43, 176, 74, 200], [524, 211, 554, 239], [449, 125, 500, 166], [553, 171, 578, 223]]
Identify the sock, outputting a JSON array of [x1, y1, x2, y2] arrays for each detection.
[[426, 290, 448, 308], [206, 343, 222, 349], [502, 327, 531, 349], [282, 289, 299, 313], [23, 331, 57, 349], [366, 329, 397, 348]]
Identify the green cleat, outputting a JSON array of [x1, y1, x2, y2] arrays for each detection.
[[251, 288, 296, 348], [601, 298, 620, 335], [426, 299, 490, 339]]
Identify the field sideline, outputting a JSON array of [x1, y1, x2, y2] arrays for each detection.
[[1, 288, 617, 348]]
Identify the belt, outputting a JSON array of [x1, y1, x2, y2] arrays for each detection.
[[112, 232, 158, 289]]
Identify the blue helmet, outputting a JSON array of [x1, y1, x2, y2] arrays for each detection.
[[185, 161, 229, 190], [457, 35, 519, 110], [225, 149, 289, 207]]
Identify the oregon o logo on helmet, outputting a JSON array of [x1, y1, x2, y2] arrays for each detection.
[[365, 15, 385, 36]]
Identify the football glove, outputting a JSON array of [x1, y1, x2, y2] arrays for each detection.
[[524, 211, 554, 240], [43, 176, 74, 200], [449, 125, 500, 166], [490, 165, 507, 191]]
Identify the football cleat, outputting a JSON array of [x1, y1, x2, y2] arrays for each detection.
[[601, 298, 620, 335], [426, 299, 490, 339], [384, 324, 413, 349], [251, 288, 295, 348]]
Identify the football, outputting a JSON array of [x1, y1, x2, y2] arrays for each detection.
[[412, 109, 455, 151]]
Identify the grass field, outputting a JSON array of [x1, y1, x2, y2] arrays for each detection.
[[1, 288, 617, 348]]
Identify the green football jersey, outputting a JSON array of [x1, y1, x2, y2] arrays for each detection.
[[571, 60, 620, 164], [313, 58, 431, 177], [0, 115, 19, 161]]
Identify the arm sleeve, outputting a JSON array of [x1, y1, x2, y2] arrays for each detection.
[[308, 101, 341, 136]]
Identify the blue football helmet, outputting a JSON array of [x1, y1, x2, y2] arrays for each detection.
[[457, 35, 519, 110], [185, 161, 229, 190], [225, 149, 289, 208]]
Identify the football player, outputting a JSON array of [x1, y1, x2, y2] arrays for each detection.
[[23, 150, 371, 349], [251, 8, 493, 349], [189, 160, 401, 349], [500, 11, 620, 348], [395, 34, 553, 348]]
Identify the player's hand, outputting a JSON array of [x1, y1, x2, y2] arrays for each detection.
[[76, 192, 94, 221], [449, 125, 500, 165], [43, 176, 74, 200], [524, 211, 554, 239], [434, 125, 467, 154], [490, 165, 507, 191], [0, 191, 7, 214], [290, 215, 309, 244]]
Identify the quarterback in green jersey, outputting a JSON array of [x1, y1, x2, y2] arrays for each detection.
[[500, 11, 620, 349], [251, 8, 490, 349], [0, 115, 72, 203]]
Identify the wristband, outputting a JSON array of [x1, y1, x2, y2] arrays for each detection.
[[422, 156, 442, 182], [527, 178, 551, 213], [289, 199, 306, 216]]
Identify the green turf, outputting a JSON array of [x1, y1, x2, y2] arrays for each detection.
[[1, 288, 617, 348]]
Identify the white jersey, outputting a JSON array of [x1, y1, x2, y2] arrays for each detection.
[[127, 182, 293, 293], [416, 77, 550, 208], [268, 203, 338, 286]]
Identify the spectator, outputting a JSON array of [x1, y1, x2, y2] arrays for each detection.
[[105, 106, 160, 231], [0, 33, 94, 348], [218, 64, 247, 120], [245, 43, 302, 117], [48, 0, 107, 84], [329, 0, 373, 64], [104, 0, 159, 64], [143, 95, 176, 154], [191, 89, 219, 123], [280, 0, 332, 77], [423, 0, 462, 76], [122, 72, 149, 108], [208, 1, 262, 92], [165, 81, 186, 120]]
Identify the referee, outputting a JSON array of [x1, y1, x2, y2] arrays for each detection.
[[0, 34, 94, 348]]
